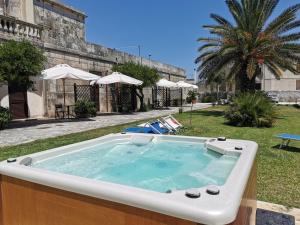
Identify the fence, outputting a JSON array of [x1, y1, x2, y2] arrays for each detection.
[[74, 84, 100, 111], [152, 88, 183, 108]]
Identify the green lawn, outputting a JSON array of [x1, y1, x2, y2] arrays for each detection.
[[0, 106, 299, 208]]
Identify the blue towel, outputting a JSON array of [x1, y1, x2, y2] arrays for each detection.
[[276, 133, 300, 141], [124, 127, 154, 134], [124, 122, 170, 134]]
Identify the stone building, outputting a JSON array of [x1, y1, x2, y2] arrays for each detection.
[[197, 64, 300, 102], [0, 0, 186, 119], [258, 65, 300, 102]]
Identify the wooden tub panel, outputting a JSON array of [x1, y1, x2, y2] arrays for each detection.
[[0, 161, 256, 225], [0, 175, 196, 225]]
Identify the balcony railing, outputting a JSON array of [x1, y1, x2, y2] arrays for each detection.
[[0, 15, 42, 40]]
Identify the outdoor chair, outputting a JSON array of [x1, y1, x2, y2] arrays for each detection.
[[55, 104, 65, 119], [275, 133, 300, 149], [138, 119, 174, 133], [161, 115, 184, 133], [124, 120, 172, 134]]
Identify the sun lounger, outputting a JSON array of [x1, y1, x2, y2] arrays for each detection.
[[138, 119, 173, 131], [124, 121, 171, 134], [276, 133, 300, 148], [161, 115, 183, 132], [124, 127, 154, 134]]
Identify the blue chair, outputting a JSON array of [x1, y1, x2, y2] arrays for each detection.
[[124, 121, 171, 134], [275, 133, 300, 148], [150, 121, 170, 134]]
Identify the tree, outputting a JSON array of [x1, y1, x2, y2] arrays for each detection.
[[0, 40, 46, 89], [196, 0, 300, 92], [112, 62, 160, 111]]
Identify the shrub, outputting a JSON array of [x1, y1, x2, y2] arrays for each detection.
[[74, 100, 97, 118], [0, 106, 11, 129], [139, 103, 150, 112], [201, 94, 217, 103], [186, 91, 197, 104], [293, 104, 300, 109], [225, 92, 276, 128]]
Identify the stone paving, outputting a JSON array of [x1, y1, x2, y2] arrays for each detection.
[[258, 201, 300, 225], [0, 103, 211, 147]]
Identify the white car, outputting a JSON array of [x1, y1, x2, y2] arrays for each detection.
[[267, 93, 279, 103]]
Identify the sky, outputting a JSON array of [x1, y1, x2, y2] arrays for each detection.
[[61, 0, 300, 78]]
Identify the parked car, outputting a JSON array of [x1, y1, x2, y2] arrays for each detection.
[[267, 93, 279, 103]]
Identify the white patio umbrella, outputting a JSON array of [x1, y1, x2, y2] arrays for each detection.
[[91, 72, 143, 86], [156, 78, 178, 88], [192, 84, 199, 89], [42, 64, 100, 105], [91, 72, 143, 113], [176, 81, 194, 88]]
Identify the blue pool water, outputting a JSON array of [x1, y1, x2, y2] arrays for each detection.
[[33, 140, 239, 193]]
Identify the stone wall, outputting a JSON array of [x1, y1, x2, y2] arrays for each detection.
[[0, 0, 4, 15], [34, 0, 86, 50], [33, 0, 185, 78], [267, 91, 300, 103], [5, 0, 21, 19]]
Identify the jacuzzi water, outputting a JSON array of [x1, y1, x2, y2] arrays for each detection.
[[32, 139, 239, 193]]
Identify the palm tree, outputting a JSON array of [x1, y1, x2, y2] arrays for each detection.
[[196, 0, 300, 91]]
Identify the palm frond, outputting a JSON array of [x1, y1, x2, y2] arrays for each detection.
[[197, 37, 222, 43], [264, 60, 283, 78], [265, 4, 300, 34], [197, 43, 220, 53], [226, 0, 245, 28], [256, 0, 279, 30], [279, 32, 300, 42], [246, 58, 257, 79], [277, 20, 300, 34], [210, 14, 233, 27]]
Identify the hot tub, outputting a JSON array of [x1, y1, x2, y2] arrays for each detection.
[[0, 134, 257, 225]]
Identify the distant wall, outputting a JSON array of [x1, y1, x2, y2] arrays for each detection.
[[33, 0, 185, 78], [0, 0, 4, 15], [262, 66, 300, 92], [267, 91, 300, 103], [0, 85, 9, 108], [34, 0, 86, 50]]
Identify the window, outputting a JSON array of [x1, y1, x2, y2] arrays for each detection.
[[297, 63, 300, 74], [296, 80, 300, 90]]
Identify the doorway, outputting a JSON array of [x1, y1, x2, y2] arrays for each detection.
[[8, 84, 28, 119]]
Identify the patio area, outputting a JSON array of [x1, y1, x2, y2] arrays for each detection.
[[0, 103, 210, 147]]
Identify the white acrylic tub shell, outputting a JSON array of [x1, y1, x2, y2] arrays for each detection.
[[0, 134, 258, 225]]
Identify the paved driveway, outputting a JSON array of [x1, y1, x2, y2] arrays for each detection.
[[0, 103, 211, 147]]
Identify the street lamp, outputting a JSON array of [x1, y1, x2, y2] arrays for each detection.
[[193, 68, 197, 84], [148, 54, 152, 67], [114, 45, 142, 64]]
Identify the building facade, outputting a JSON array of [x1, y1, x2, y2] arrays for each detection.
[[197, 65, 300, 102], [258, 65, 300, 102], [0, 0, 186, 119]]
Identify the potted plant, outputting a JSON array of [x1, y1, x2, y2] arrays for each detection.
[[0, 107, 11, 130], [186, 91, 197, 104], [74, 100, 97, 118]]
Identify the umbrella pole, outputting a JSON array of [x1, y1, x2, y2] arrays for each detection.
[[106, 85, 108, 112], [63, 79, 66, 106], [116, 83, 119, 113], [190, 103, 193, 125]]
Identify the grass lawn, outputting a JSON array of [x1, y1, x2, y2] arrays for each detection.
[[0, 106, 299, 208]]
